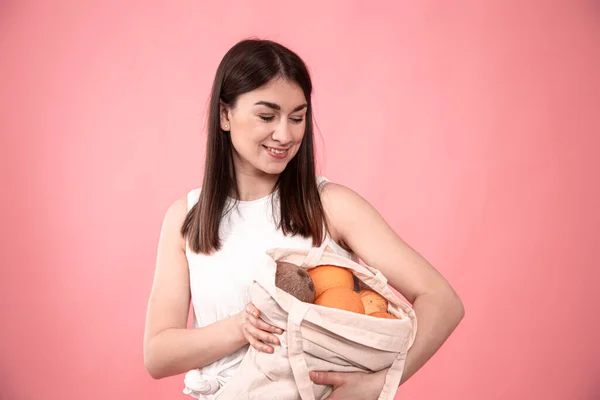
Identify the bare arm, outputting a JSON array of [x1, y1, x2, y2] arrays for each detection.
[[143, 195, 248, 379], [320, 183, 465, 384]]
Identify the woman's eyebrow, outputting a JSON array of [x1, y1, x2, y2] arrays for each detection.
[[254, 101, 307, 112]]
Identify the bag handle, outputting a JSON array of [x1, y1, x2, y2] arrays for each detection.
[[301, 236, 331, 268], [287, 301, 316, 400], [377, 351, 408, 400]]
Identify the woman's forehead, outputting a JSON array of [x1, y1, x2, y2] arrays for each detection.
[[236, 79, 307, 111]]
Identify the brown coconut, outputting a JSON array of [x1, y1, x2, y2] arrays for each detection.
[[275, 261, 316, 303]]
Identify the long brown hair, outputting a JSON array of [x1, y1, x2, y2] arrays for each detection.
[[182, 39, 327, 254]]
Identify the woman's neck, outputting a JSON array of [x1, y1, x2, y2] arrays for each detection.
[[232, 172, 279, 201]]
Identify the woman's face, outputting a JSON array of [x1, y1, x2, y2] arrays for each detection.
[[220, 77, 308, 177]]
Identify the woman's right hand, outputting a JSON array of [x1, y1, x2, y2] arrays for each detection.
[[238, 302, 284, 353]]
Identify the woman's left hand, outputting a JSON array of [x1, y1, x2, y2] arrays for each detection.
[[309, 369, 387, 400]]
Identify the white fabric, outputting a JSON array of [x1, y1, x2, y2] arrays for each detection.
[[183, 176, 356, 399], [183, 369, 227, 397]]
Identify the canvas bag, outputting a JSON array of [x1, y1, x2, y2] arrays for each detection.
[[216, 237, 418, 400]]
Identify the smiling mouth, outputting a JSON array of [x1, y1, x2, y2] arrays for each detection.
[[267, 147, 286, 154], [263, 145, 289, 158]]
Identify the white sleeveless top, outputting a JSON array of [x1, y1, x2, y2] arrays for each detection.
[[182, 176, 356, 399]]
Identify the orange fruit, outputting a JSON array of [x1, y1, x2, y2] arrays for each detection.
[[308, 265, 354, 298], [358, 290, 388, 315], [369, 311, 398, 319], [315, 287, 365, 314]]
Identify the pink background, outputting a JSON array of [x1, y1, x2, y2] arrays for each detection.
[[1, 1, 599, 399]]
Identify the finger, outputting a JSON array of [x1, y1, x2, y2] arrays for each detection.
[[309, 371, 345, 388], [248, 314, 284, 335], [244, 327, 274, 353], [247, 335, 274, 353], [246, 322, 280, 346], [245, 308, 283, 334], [246, 303, 284, 334], [246, 302, 260, 318], [245, 303, 284, 335]]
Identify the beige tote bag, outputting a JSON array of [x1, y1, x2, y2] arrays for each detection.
[[217, 237, 418, 400]]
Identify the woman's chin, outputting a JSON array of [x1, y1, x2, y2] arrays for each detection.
[[262, 166, 287, 176], [258, 161, 289, 176]]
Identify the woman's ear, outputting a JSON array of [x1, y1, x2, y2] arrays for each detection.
[[219, 102, 231, 131]]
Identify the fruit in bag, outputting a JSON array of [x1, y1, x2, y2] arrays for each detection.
[[275, 261, 316, 303], [314, 286, 365, 314], [358, 289, 389, 315], [369, 311, 399, 319], [308, 265, 355, 298]]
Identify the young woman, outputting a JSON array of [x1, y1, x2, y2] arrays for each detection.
[[143, 39, 464, 399]]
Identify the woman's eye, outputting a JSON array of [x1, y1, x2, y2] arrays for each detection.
[[259, 115, 275, 122], [290, 117, 304, 124]]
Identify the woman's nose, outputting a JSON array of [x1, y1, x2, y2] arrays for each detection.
[[271, 121, 293, 144]]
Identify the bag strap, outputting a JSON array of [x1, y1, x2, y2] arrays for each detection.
[[287, 301, 315, 400], [301, 236, 331, 268], [377, 351, 407, 400]]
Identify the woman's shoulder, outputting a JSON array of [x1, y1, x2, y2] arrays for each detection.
[[186, 187, 202, 211], [316, 175, 329, 185], [316, 175, 335, 192], [316, 175, 349, 196], [161, 187, 200, 223], [318, 177, 372, 220], [316, 177, 368, 255], [156, 191, 191, 252]]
